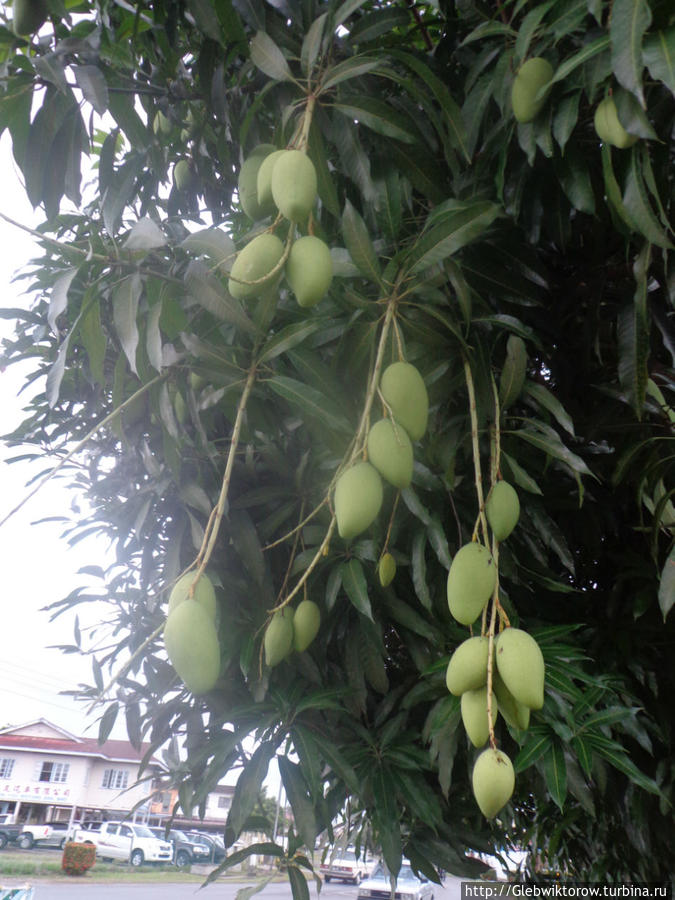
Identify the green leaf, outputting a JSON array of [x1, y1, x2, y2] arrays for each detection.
[[185, 261, 256, 334], [301, 13, 328, 76], [80, 293, 107, 388], [72, 64, 109, 115], [249, 31, 294, 82], [259, 321, 322, 363], [601, 144, 637, 232], [124, 217, 167, 252], [586, 734, 660, 794], [514, 728, 552, 772], [97, 702, 119, 745], [278, 756, 317, 851], [643, 27, 675, 96], [658, 545, 675, 621], [321, 56, 381, 91], [623, 152, 673, 248], [543, 741, 567, 811], [181, 227, 235, 266], [617, 245, 650, 419], [551, 34, 610, 84], [267, 375, 353, 435], [112, 273, 142, 376], [348, 7, 410, 44], [188, 0, 225, 43], [609, 0, 652, 106], [341, 199, 381, 283], [226, 742, 277, 845], [341, 558, 374, 620], [572, 736, 593, 778], [524, 382, 575, 435], [48, 268, 77, 335], [501, 451, 543, 495], [513, 423, 594, 478], [334, 95, 417, 144], [552, 91, 581, 152], [411, 529, 431, 611], [288, 865, 310, 900], [107, 91, 149, 150], [407, 203, 501, 274], [381, 593, 437, 643]]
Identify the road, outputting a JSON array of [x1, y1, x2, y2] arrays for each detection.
[[0, 874, 467, 900]]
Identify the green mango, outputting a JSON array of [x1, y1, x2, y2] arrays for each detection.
[[285, 235, 333, 307], [153, 111, 172, 136], [256, 149, 286, 216], [593, 97, 639, 149], [378, 552, 397, 587], [493, 670, 530, 731], [264, 608, 295, 667], [447, 542, 496, 625], [238, 144, 277, 219], [445, 635, 490, 696], [164, 600, 220, 694], [461, 686, 498, 748], [366, 418, 414, 489], [511, 57, 554, 123], [334, 462, 383, 540], [13, 0, 48, 35], [472, 748, 515, 819], [495, 627, 545, 710], [271, 150, 318, 222], [379, 362, 428, 441], [293, 599, 321, 653], [486, 481, 520, 541], [168, 572, 217, 620], [228, 233, 284, 300], [173, 160, 192, 191]]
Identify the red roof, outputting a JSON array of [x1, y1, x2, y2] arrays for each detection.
[[0, 733, 160, 765]]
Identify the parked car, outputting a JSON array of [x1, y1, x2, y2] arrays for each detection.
[[185, 830, 226, 864], [16, 822, 69, 850], [357, 861, 434, 900], [320, 848, 371, 884], [0, 813, 21, 849], [148, 826, 212, 868], [72, 821, 173, 867], [66, 820, 102, 842]]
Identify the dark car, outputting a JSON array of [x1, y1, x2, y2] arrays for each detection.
[[148, 827, 212, 868], [185, 830, 226, 864], [0, 814, 21, 849]]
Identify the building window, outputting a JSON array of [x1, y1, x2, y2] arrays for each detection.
[[37, 762, 69, 783], [217, 796, 230, 809], [101, 769, 129, 790], [0, 759, 14, 779]]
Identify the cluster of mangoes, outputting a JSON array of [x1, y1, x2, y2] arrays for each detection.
[[264, 599, 321, 667], [163, 572, 221, 695], [445, 479, 546, 818], [230, 145, 333, 308], [334, 362, 429, 547], [512, 57, 639, 149]]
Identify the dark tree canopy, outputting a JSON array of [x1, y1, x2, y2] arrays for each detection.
[[1, 0, 674, 885]]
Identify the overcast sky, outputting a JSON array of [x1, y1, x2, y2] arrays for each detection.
[[0, 132, 124, 741]]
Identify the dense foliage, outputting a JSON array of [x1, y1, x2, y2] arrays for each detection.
[[1, 0, 674, 885]]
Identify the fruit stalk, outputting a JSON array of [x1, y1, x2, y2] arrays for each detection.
[[485, 538, 500, 749], [463, 357, 490, 545], [298, 94, 317, 153]]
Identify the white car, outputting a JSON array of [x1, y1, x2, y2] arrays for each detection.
[[73, 821, 173, 867], [357, 861, 434, 900], [17, 822, 69, 850], [320, 848, 371, 884]]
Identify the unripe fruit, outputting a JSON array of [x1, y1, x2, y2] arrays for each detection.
[[334, 462, 383, 540], [511, 57, 554, 123], [168, 572, 217, 621], [293, 599, 320, 653], [367, 418, 414, 489], [495, 627, 545, 710], [493, 670, 530, 731], [164, 600, 220, 694], [256, 149, 286, 216], [378, 552, 397, 587], [472, 748, 515, 819], [153, 111, 172, 136], [445, 635, 490, 696], [271, 150, 318, 223], [593, 97, 638, 149], [447, 542, 496, 625], [13, 0, 48, 36], [264, 608, 295, 667], [486, 481, 520, 541], [461, 686, 498, 748], [173, 390, 187, 424], [228, 233, 284, 301], [285, 235, 333, 307], [174, 160, 192, 191], [238, 144, 277, 219], [380, 362, 428, 441]]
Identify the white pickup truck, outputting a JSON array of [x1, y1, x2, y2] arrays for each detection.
[[71, 821, 173, 867], [16, 822, 69, 850]]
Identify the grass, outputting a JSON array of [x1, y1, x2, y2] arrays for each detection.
[[0, 849, 249, 884]]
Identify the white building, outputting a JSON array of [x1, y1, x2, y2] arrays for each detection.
[[0, 718, 164, 826]]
